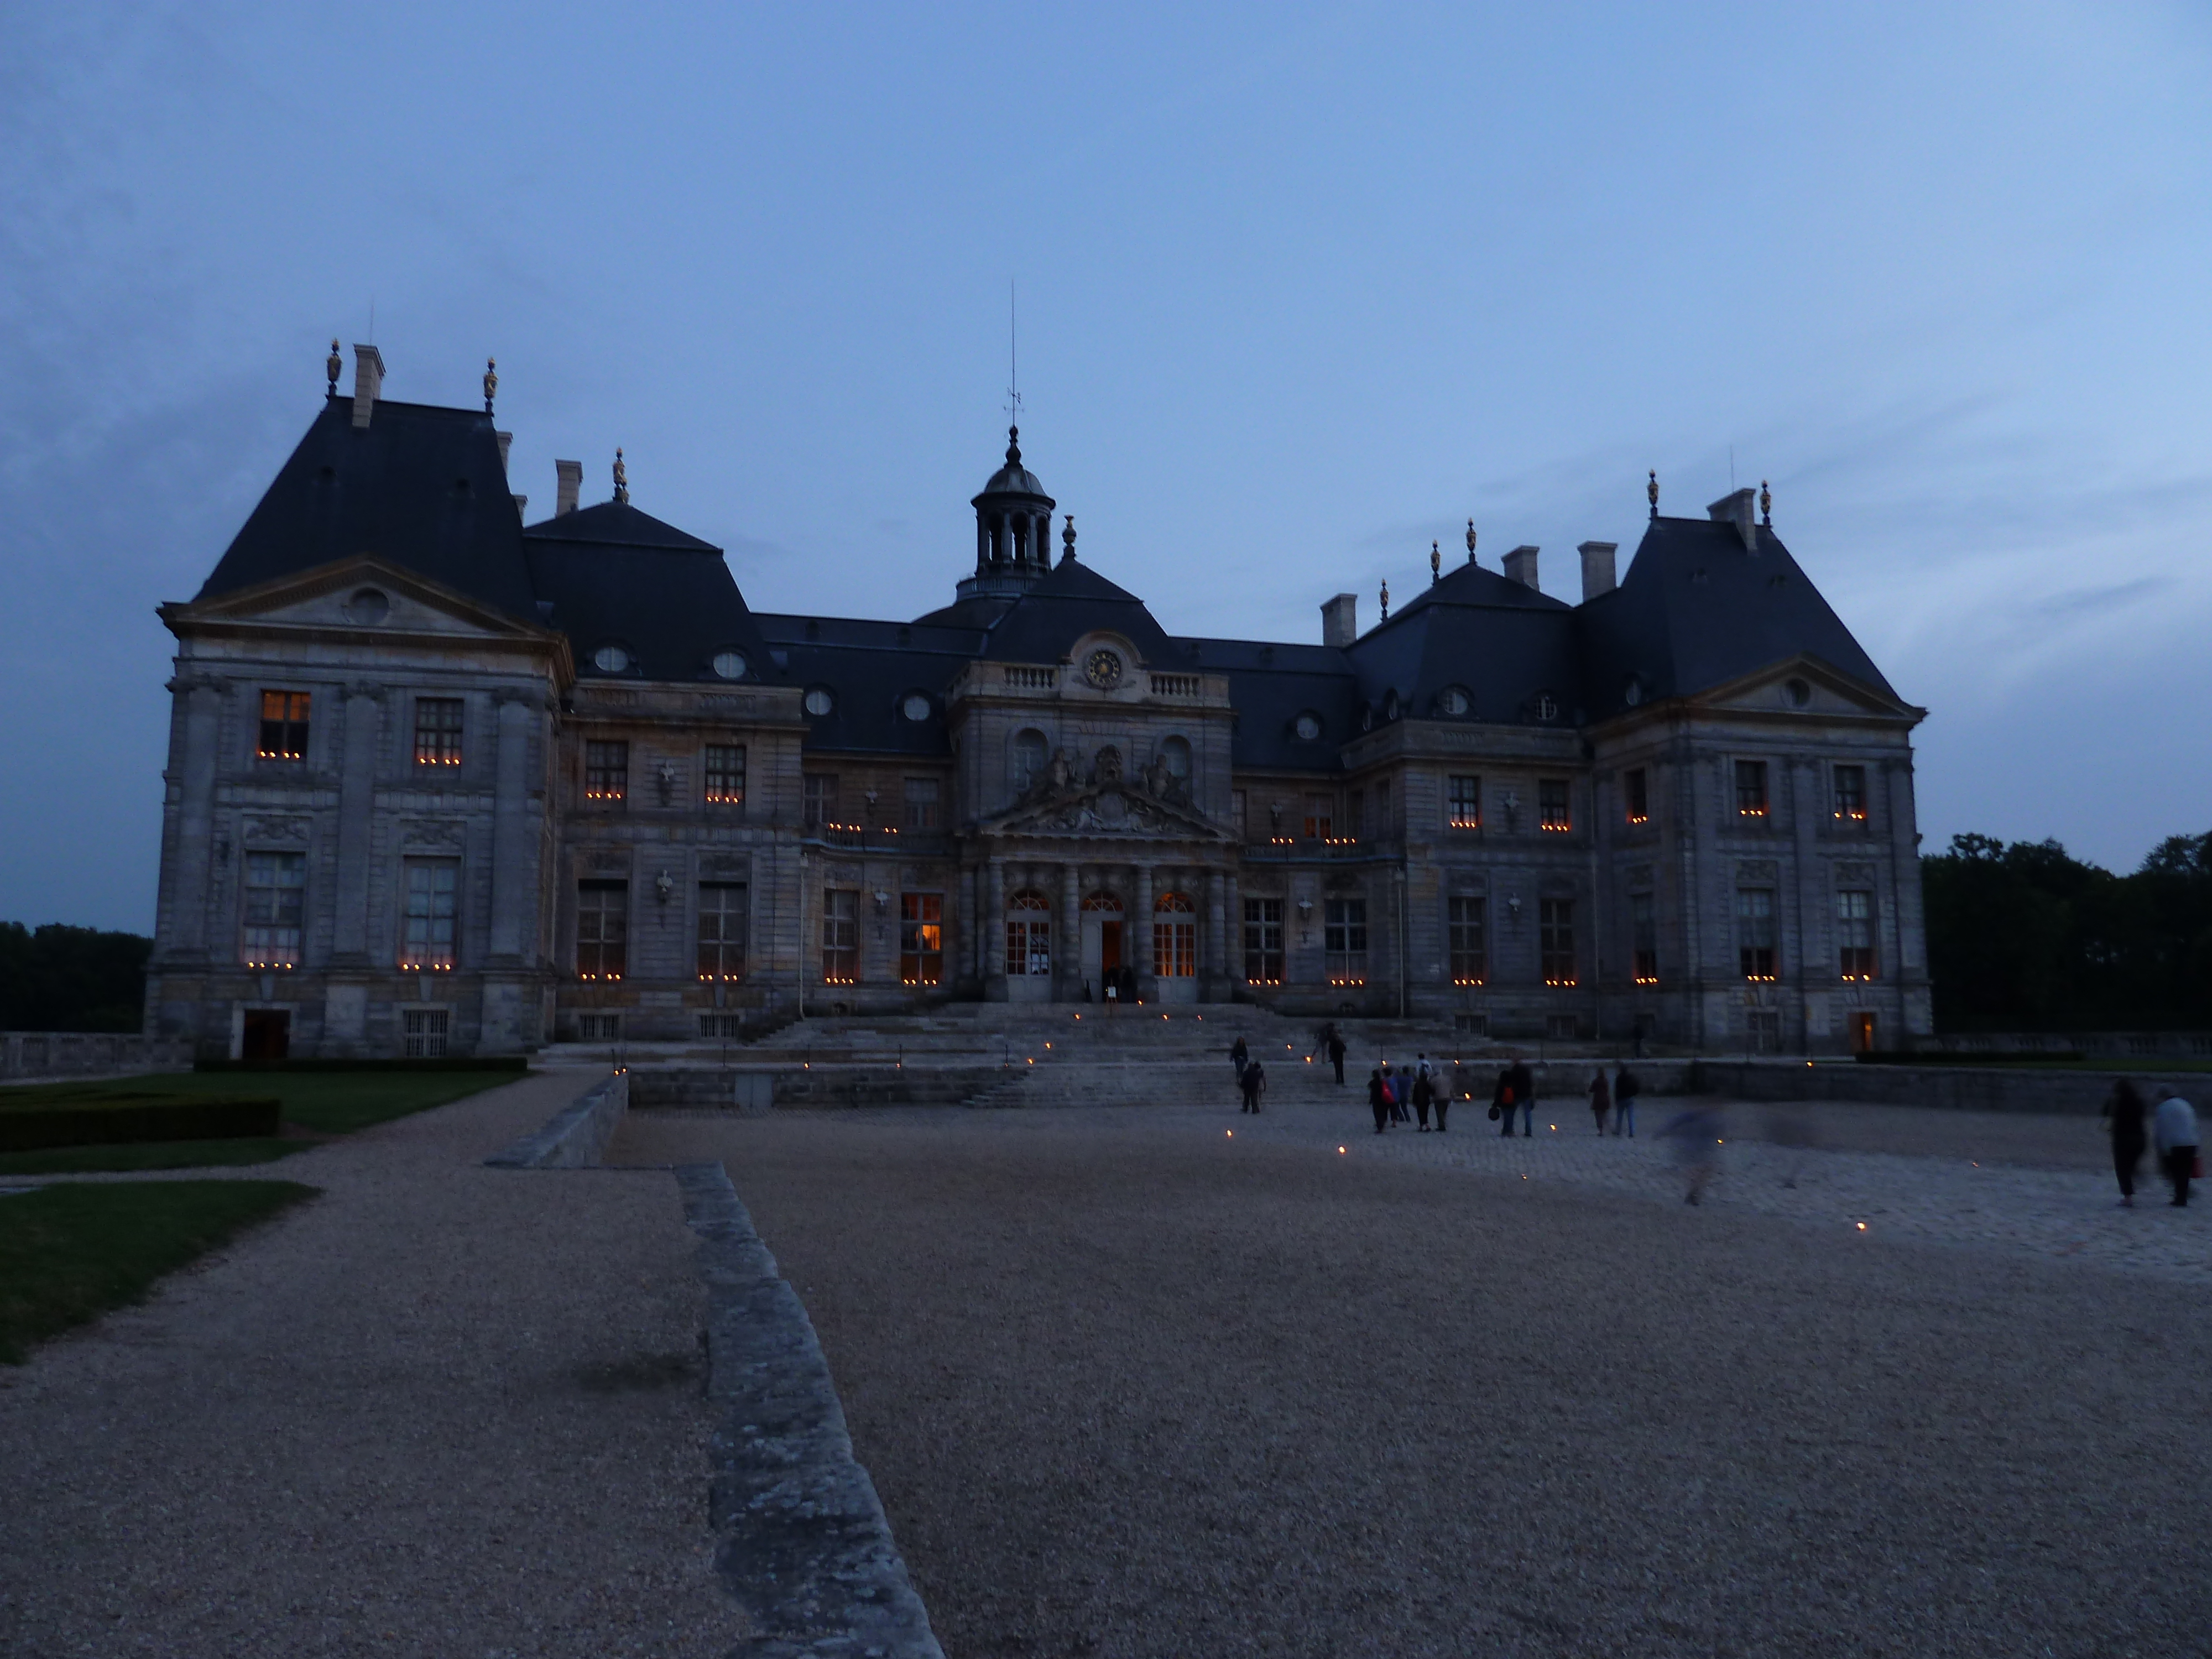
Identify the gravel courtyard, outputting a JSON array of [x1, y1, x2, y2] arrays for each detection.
[[614, 1094, 2212, 1659]]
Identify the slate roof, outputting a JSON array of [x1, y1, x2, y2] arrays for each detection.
[[980, 558, 1177, 665], [753, 615, 982, 755], [1171, 637, 1360, 771], [195, 396, 537, 618], [1345, 559, 1584, 729]]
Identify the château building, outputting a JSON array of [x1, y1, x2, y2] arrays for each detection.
[[147, 344, 1931, 1058]]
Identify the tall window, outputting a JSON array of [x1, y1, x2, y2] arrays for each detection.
[[1448, 896, 1485, 985], [1625, 768, 1649, 825], [1448, 775, 1481, 830], [1833, 764, 1867, 821], [1540, 899, 1576, 985], [257, 691, 311, 760], [1538, 779, 1571, 832], [698, 882, 748, 981], [1303, 794, 1332, 839], [1006, 890, 1052, 977], [1324, 898, 1368, 984], [577, 881, 628, 980], [904, 778, 940, 831], [1012, 729, 1047, 795], [1838, 890, 1876, 980], [413, 698, 463, 767], [705, 744, 745, 806], [1154, 892, 1196, 978], [804, 773, 838, 828], [822, 889, 859, 983], [1631, 891, 1658, 984], [242, 851, 305, 967], [1243, 898, 1284, 984], [400, 860, 458, 969], [585, 740, 629, 802], [1737, 887, 1777, 980], [900, 893, 942, 985], [1735, 759, 1769, 818]]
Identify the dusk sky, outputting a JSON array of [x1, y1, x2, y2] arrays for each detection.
[[3, 2, 2208, 932]]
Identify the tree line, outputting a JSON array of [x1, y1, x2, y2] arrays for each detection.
[[0, 923, 153, 1034]]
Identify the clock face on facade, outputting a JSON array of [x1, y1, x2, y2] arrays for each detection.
[[1084, 649, 1124, 690]]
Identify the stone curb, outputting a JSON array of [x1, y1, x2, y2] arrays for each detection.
[[482, 1072, 629, 1167], [675, 1162, 946, 1659]]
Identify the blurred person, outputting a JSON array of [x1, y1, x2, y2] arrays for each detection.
[[1328, 1027, 1348, 1085], [1588, 1069, 1611, 1135], [2152, 1088, 2199, 1207], [1506, 1053, 1536, 1137], [1229, 1035, 1249, 1098], [2103, 1078, 2148, 1208], [1240, 1059, 1267, 1115], [1412, 1063, 1434, 1131], [1661, 1102, 1724, 1205], [1367, 1067, 1390, 1134], [1613, 1064, 1640, 1138], [1491, 1067, 1515, 1138]]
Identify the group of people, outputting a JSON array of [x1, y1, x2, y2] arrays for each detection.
[[1228, 1035, 1267, 1114], [1364, 1055, 1453, 1132], [2103, 1080, 2200, 1207]]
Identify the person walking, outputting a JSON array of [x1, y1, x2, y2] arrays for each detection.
[[2103, 1078, 2148, 1207], [1412, 1066, 1434, 1131], [1661, 1102, 1723, 1204], [1240, 1059, 1267, 1115], [1588, 1069, 1611, 1135], [1492, 1066, 1517, 1138], [1505, 1053, 1536, 1137], [1383, 1062, 1409, 1124], [1328, 1027, 1348, 1085], [1433, 1070, 1452, 1134], [1367, 1067, 1390, 1134], [1229, 1036, 1249, 1100], [1613, 1065, 1640, 1138], [2152, 1088, 2199, 1207]]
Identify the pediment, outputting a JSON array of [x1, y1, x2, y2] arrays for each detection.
[[1697, 655, 1922, 723], [168, 556, 550, 642], [984, 782, 1230, 841]]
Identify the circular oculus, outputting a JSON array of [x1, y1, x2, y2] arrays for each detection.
[[712, 650, 747, 680], [593, 644, 630, 673], [901, 693, 932, 722], [1295, 712, 1322, 741], [803, 687, 834, 717]]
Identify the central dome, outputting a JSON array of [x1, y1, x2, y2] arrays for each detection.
[[975, 426, 1047, 501]]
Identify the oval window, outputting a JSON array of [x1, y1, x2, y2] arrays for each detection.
[[1295, 712, 1322, 742], [1535, 693, 1558, 722], [1624, 678, 1644, 707], [347, 587, 389, 625], [1439, 687, 1470, 717], [1384, 691, 1401, 721], [803, 687, 834, 717], [901, 693, 932, 722], [712, 650, 748, 680], [1786, 677, 1812, 708], [593, 645, 630, 673]]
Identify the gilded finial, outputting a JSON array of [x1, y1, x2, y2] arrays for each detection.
[[1647, 468, 1659, 519], [1465, 518, 1477, 565], [1430, 541, 1441, 585], [612, 447, 629, 505], [482, 356, 497, 414], [1380, 577, 1390, 620], [1061, 514, 1077, 563], [1759, 479, 1771, 526], [326, 339, 341, 395], [1006, 424, 1021, 466]]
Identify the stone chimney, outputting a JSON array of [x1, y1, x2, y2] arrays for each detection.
[[1578, 541, 1618, 601], [512, 494, 528, 517], [1504, 545, 1540, 591], [1708, 488, 1757, 552], [496, 431, 513, 474], [555, 460, 582, 517], [1321, 593, 1358, 648], [349, 344, 385, 429]]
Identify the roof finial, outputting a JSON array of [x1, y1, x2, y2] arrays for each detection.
[[1061, 514, 1077, 564], [482, 356, 497, 414], [1005, 424, 1021, 466], [1465, 518, 1478, 565], [1647, 468, 1660, 519], [1379, 577, 1390, 620], [612, 447, 629, 505], [1430, 541, 1441, 585], [326, 339, 342, 397], [1760, 478, 1771, 526]]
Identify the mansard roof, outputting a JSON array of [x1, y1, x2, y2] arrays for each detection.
[[1173, 637, 1361, 771], [753, 614, 977, 756], [980, 558, 1177, 665], [1347, 559, 1584, 727], [524, 507, 776, 686], [523, 498, 719, 551], [195, 397, 538, 619]]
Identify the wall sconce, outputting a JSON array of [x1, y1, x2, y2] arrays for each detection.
[[864, 787, 879, 818], [1501, 789, 1521, 832], [1506, 893, 1522, 926], [654, 869, 674, 905], [873, 888, 891, 916], [1296, 894, 1315, 946], [655, 761, 675, 805]]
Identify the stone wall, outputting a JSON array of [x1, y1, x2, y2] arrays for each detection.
[[2, 1032, 193, 1081]]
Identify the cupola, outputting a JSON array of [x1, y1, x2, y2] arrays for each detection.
[[965, 426, 1057, 597]]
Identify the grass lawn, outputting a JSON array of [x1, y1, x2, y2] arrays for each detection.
[[0, 1180, 317, 1363], [0, 1138, 307, 1176]]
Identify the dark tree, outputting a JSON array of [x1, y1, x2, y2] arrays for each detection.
[[0, 923, 152, 1033]]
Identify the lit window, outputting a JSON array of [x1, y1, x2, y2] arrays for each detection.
[[905, 777, 940, 831], [1737, 887, 1777, 980], [1538, 779, 1571, 832], [705, 744, 746, 806], [1154, 891, 1196, 978], [900, 893, 942, 985], [400, 860, 457, 969], [585, 740, 629, 802], [822, 889, 858, 983], [697, 882, 747, 982], [1448, 896, 1485, 985], [1839, 890, 1876, 980], [576, 881, 628, 980], [257, 691, 310, 760], [1448, 775, 1481, 830], [804, 774, 837, 828], [1735, 759, 1769, 817], [1303, 794, 1333, 839], [1324, 898, 1368, 985], [1631, 891, 1657, 984], [413, 698, 463, 767], [1625, 768, 1648, 825], [1540, 899, 1576, 985], [1006, 890, 1052, 976], [1243, 898, 1284, 984], [1834, 764, 1867, 821], [403, 1008, 448, 1059], [242, 851, 304, 967]]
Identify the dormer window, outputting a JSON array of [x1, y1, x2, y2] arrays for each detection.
[[1438, 686, 1472, 717], [592, 644, 630, 674], [712, 650, 748, 680], [1293, 712, 1322, 742], [1533, 692, 1558, 722], [257, 691, 310, 760]]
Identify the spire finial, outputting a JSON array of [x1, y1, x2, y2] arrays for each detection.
[[1760, 478, 1771, 526], [482, 356, 497, 413], [1430, 541, 1441, 585], [1465, 518, 1477, 565], [326, 339, 342, 396], [1647, 468, 1660, 519], [1061, 514, 1076, 564], [612, 447, 629, 505], [1005, 424, 1021, 466], [1380, 577, 1390, 620]]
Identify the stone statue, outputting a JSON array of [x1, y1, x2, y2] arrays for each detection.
[[1047, 747, 1074, 792], [1143, 754, 1171, 798], [1094, 745, 1123, 786]]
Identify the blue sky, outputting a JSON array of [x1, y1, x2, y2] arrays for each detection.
[[3, 2, 2208, 930]]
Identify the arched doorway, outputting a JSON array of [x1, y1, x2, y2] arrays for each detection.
[[1079, 890, 1124, 1000], [1005, 890, 1053, 1004]]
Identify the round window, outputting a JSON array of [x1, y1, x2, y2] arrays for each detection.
[[1535, 693, 1558, 721], [1624, 679, 1645, 707], [803, 686, 834, 717], [593, 645, 630, 674], [1786, 677, 1812, 708], [1439, 687, 1470, 717], [712, 650, 748, 681], [347, 587, 389, 625], [901, 693, 932, 722], [1294, 712, 1322, 742]]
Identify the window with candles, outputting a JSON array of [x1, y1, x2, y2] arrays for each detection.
[[257, 691, 311, 760], [1154, 892, 1197, 978], [576, 881, 628, 980], [399, 860, 457, 969], [1324, 898, 1368, 984], [1448, 896, 1485, 984], [413, 698, 463, 767], [584, 740, 629, 802], [1538, 779, 1571, 832], [1735, 759, 1770, 817], [1737, 887, 1777, 979], [1631, 891, 1658, 983], [804, 773, 838, 828], [1838, 889, 1877, 979], [1303, 794, 1332, 839], [1540, 899, 1576, 985], [704, 744, 745, 806], [1833, 764, 1867, 821], [899, 893, 943, 984], [1005, 890, 1052, 976], [242, 851, 305, 967], [1625, 768, 1649, 825], [1448, 775, 1481, 830], [697, 882, 748, 981], [905, 777, 940, 831], [821, 889, 859, 983], [1243, 898, 1284, 984]]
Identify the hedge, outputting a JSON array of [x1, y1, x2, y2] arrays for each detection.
[[0, 1093, 282, 1152], [193, 1056, 530, 1074]]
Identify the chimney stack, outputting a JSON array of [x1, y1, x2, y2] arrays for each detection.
[[1578, 541, 1618, 601], [512, 494, 528, 518], [1708, 488, 1757, 552], [349, 344, 385, 429], [496, 431, 513, 474], [1321, 593, 1358, 648], [555, 460, 582, 517], [1504, 545, 1541, 591]]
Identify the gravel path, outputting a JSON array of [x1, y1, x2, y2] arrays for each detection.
[[1, 1070, 748, 1658], [613, 1098, 2212, 1659]]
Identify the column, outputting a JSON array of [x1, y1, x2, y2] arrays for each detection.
[[331, 684, 384, 963], [1204, 868, 1225, 998], [1135, 862, 1155, 996], [1060, 861, 1082, 1000], [488, 691, 538, 963], [984, 860, 1006, 998], [164, 674, 229, 958], [1223, 870, 1240, 989]]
